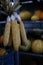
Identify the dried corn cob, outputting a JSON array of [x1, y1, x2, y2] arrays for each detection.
[[7, 22, 12, 46], [12, 20, 21, 51], [20, 40, 31, 51], [19, 22, 27, 44], [3, 22, 11, 46]]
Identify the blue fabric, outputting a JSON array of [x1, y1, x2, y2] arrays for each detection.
[[0, 50, 14, 65], [14, 51, 19, 65]]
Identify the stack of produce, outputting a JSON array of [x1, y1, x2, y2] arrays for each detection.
[[31, 10, 43, 20], [19, 10, 43, 21]]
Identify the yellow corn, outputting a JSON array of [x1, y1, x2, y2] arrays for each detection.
[[3, 22, 11, 46], [19, 22, 27, 44], [12, 20, 21, 51]]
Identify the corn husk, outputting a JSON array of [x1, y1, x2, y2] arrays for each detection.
[[20, 40, 31, 51], [12, 20, 21, 51]]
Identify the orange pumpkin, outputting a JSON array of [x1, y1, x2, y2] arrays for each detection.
[[35, 10, 41, 17], [0, 35, 4, 43], [0, 48, 6, 56], [39, 12, 43, 20]]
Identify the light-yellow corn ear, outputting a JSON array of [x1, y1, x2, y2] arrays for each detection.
[[3, 22, 11, 46], [19, 22, 27, 44], [12, 21, 21, 51]]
